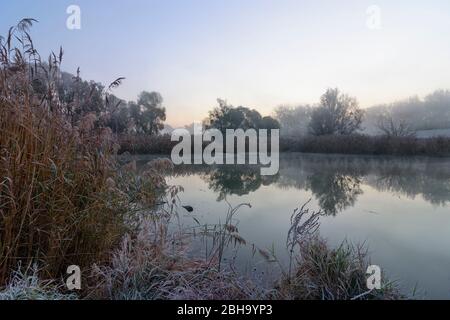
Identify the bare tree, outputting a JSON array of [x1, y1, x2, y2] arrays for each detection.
[[376, 113, 415, 137], [309, 88, 364, 136]]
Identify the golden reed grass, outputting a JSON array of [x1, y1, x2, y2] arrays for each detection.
[[0, 19, 129, 285]]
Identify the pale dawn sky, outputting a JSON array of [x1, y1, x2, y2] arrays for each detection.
[[1, 0, 450, 126]]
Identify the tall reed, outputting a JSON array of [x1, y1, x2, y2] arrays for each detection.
[[0, 19, 131, 284]]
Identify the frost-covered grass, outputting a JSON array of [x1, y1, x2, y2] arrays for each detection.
[[89, 221, 271, 300], [0, 266, 77, 300]]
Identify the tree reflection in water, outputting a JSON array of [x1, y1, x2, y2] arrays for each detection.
[[205, 165, 279, 201], [133, 153, 450, 215], [306, 173, 362, 216]]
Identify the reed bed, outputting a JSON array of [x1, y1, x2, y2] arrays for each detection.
[[280, 134, 450, 156], [0, 19, 135, 284], [118, 134, 175, 154]]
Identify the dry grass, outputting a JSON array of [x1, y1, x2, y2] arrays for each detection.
[[0, 19, 136, 284], [278, 237, 402, 300], [88, 219, 268, 300], [278, 203, 402, 300], [86, 201, 403, 300]]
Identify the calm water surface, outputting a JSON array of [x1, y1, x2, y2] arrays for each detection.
[[133, 153, 450, 299]]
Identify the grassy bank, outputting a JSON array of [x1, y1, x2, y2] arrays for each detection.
[[0, 212, 403, 300]]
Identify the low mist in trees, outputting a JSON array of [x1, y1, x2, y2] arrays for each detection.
[[275, 105, 312, 137], [275, 89, 450, 138], [38, 66, 167, 135], [275, 88, 364, 137], [364, 90, 450, 135], [35, 62, 450, 140]]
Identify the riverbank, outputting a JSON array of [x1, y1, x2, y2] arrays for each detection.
[[118, 133, 450, 157], [0, 200, 403, 300]]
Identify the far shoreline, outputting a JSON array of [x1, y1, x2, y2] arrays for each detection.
[[117, 133, 450, 158]]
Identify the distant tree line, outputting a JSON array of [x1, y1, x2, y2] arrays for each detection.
[[38, 64, 450, 140], [275, 88, 450, 138], [364, 90, 450, 134]]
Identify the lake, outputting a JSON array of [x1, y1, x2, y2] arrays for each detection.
[[132, 153, 450, 299]]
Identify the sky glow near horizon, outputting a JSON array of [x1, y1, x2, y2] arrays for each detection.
[[1, 0, 450, 127]]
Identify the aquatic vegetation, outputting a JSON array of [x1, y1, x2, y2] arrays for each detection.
[[279, 237, 402, 300], [279, 203, 402, 300]]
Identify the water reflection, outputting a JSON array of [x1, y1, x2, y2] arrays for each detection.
[[134, 153, 450, 215], [307, 174, 362, 216], [130, 153, 450, 298], [160, 164, 278, 201], [205, 166, 278, 201], [366, 160, 450, 206]]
